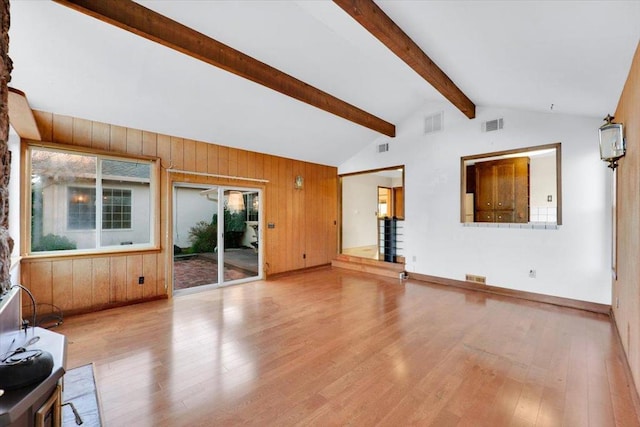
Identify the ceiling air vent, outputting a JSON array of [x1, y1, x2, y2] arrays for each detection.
[[482, 118, 504, 132], [377, 142, 389, 153], [424, 111, 444, 134]]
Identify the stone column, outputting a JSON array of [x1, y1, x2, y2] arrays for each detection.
[[0, 0, 13, 292]]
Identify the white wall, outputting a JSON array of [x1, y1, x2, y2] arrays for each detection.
[[530, 154, 556, 206], [340, 102, 611, 304], [101, 183, 151, 247], [342, 173, 392, 249], [530, 154, 558, 222], [174, 186, 217, 249], [41, 182, 151, 249]]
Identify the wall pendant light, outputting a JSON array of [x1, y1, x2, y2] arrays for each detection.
[[599, 114, 625, 169], [227, 191, 245, 212]]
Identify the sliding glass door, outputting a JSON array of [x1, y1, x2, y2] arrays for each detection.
[[221, 188, 260, 284], [173, 184, 262, 292]]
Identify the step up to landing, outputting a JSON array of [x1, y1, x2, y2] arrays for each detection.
[[331, 254, 405, 279]]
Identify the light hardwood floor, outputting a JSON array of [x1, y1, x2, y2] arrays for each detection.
[[55, 268, 639, 426], [342, 245, 380, 260]]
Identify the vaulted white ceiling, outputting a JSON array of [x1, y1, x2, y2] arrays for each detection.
[[8, 1, 640, 166]]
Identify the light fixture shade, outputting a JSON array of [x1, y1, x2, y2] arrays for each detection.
[[227, 191, 245, 212], [599, 122, 625, 163]]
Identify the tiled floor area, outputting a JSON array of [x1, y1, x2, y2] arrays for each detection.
[[173, 250, 259, 290]]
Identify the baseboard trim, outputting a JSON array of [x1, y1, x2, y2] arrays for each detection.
[[611, 310, 640, 424], [267, 264, 331, 280], [408, 272, 610, 315], [62, 295, 168, 318]]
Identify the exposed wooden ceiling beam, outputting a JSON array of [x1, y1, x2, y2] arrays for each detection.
[[334, 0, 476, 119], [8, 88, 41, 140], [53, 0, 395, 137]]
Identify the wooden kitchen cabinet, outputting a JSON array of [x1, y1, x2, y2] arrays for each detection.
[[474, 157, 529, 223]]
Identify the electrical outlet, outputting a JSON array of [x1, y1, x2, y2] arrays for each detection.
[[412, 255, 417, 262], [616, 297, 620, 309], [138, 276, 144, 285], [529, 269, 536, 278]]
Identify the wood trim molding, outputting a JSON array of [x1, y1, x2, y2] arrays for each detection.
[[610, 309, 640, 423], [62, 294, 168, 317], [338, 164, 405, 178], [166, 168, 269, 184], [53, 0, 395, 137], [8, 88, 41, 140], [408, 272, 611, 315], [266, 264, 331, 280], [461, 142, 561, 162], [23, 138, 160, 162], [333, 0, 475, 119]]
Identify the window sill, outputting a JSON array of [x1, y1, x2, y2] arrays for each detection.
[[21, 244, 161, 261]]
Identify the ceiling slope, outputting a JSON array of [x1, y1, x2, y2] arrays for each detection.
[[7, 1, 640, 166], [333, 0, 475, 119], [54, 0, 395, 137]]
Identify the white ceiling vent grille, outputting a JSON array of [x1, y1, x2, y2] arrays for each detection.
[[482, 118, 504, 132], [377, 142, 389, 153], [424, 112, 444, 134]]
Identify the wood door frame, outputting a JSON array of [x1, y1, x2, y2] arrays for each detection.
[[338, 165, 405, 262]]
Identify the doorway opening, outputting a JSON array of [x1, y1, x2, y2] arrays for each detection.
[[172, 183, 262, 292], [340, 166, 404, 262]]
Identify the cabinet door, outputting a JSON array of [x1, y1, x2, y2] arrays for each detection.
[[514, 158, 530, 223], [475, 164, 495, 210], [495, 210, 515, 223], [495, 162, 516, 209], [393, 187, 404, 218], [476, 210, 495, 222]]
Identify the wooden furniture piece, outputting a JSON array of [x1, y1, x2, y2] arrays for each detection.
[[34, 385, 61, 427], [0, 288, 67, 427], [474, 157, 529, 223], [0, 327, 66, 427]]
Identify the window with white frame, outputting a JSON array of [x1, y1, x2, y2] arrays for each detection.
[[67, 187, 133, 230], [102, 188, 132, 230], [28, 146, 157, 253], [68, 187, 96, 230], [245, 192, 259, 222]]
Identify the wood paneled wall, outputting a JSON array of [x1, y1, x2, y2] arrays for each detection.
[[20, 111, 338, 314], [613, 42, 640, 399]]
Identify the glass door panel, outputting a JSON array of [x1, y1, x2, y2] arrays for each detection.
[[173, 184, 262, 293], [173, 184, 219, 291], [222, 189, 260, 284]]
